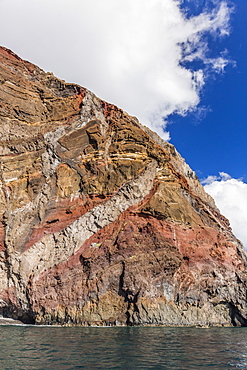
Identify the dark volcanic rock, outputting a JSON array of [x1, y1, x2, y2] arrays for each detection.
[[0, 46, 247, 326]]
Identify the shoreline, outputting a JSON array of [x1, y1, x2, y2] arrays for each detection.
[[0, 316, 238, 328], [0, 316, 25, 326]]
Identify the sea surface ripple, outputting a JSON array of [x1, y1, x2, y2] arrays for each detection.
[[0, 326, 247, 369]]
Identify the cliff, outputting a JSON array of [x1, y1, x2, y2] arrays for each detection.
[[0, 46, 247, 326]]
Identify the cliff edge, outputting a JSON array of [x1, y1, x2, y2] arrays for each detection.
[[0, 46, 247, 326]]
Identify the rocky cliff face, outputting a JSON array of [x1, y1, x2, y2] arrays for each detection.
[[0, 46, 247, 326]]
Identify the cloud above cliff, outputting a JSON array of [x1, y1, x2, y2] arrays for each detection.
[[0, 0, 231, 138], [203, 174, 247, 249]]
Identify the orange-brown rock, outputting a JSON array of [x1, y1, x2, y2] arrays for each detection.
[[0, 46, 247, 326]]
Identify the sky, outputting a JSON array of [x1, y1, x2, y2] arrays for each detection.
[[0, 0, 246, 247]]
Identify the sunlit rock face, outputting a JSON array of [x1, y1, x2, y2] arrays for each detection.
[[0, 46, 247, 326]]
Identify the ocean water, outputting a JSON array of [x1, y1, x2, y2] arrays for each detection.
[[0, 326, 247, 369]]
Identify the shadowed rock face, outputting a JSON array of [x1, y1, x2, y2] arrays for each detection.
[[0, 46, 247, 326]]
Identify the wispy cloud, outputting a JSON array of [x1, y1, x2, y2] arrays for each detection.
[[0, 0, 232, 138], [203, 173, 247, 248]]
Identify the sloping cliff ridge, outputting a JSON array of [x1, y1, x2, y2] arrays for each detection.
[[0, 46, 247, 326]]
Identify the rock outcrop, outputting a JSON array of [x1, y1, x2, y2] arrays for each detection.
[[0, 46, 247, 326]]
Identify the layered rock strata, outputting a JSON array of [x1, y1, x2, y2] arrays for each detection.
[[0, 46, 247, 326]]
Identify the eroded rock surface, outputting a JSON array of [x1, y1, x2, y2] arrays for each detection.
[[0, 46, 247, 326]]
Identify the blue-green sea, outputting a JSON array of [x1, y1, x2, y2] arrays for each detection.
[[0, 325, 247, 369]]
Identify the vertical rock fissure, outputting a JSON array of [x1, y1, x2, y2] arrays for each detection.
[[118, 261, 140, 326], [228, 302, 247, 327]]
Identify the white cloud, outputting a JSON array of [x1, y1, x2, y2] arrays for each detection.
[[0, 0, 231, 138], [203, 174, 247, 248]]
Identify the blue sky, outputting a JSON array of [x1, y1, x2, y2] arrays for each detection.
[[170, 0, 247, 182], [0, 0, 246, 247]]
